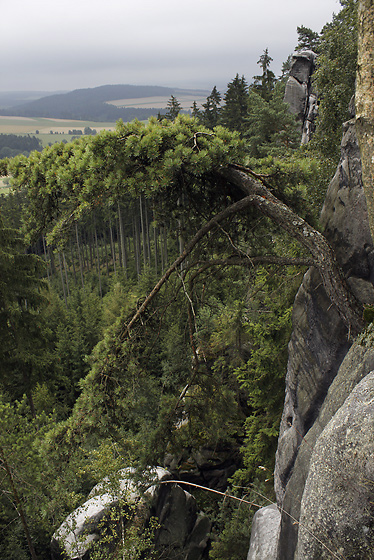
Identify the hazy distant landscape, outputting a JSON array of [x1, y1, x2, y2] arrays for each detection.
[[0, 84, 209, 124], [0, 115, 116, 133]]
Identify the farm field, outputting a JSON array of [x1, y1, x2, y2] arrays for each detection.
[[107, 93, 206, 110], [0, 116, 117, 146]]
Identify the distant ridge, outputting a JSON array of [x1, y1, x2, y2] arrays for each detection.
[[0, 84, 209, 122]]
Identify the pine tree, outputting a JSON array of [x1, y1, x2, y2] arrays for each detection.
[[0, 215, 49, 414], [312, 0, 358, 160], [220, 75, 248, 132], [251, 48, 276, 101], [201, 85, 222, 129], [245, 82, 299, 156], [165, 95, 182, 121], [191, 101, 202, 121], [296, 25, 320, 52]]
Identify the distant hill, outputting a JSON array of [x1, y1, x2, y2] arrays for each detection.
[[0, 91, 67, 109], [0, 85, 209, 122]]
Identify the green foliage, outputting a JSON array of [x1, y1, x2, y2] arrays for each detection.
[[0, 214, 51, 410], [201, 86, 222, 129], [244, 150, 335, 221], [0, 133, 42, 159], [245, 82, 300, 157], [296, 25, 321, 53], [209, 500, 253, 560], [165, 94, 182, 121], [8, 116, 245, 247], [0, 39, 347, 555], [0, 394, 58, 558], [312, 0, 358, 160], [220, 75, 249, 133], [232, 266, 301, 487], [251, 48, 276, 101]]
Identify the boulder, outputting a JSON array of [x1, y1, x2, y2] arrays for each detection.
[[247, 504, 280, 560], [51, 467, 211, 560], [284, 76, 308, 121], [295, 372, 374, 559], [153, 483, 211, 560], [276, 343, 374, 559]]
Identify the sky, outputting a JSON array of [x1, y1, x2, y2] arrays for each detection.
[[2, 0, 342, 93]]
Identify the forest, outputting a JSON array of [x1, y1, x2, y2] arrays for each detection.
[[0, 134, 43, 159], [0, 1, 360, 559]]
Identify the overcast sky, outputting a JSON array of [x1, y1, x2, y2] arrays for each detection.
[[3, 0, 341, 93]]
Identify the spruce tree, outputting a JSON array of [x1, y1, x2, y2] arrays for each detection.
[[201, 85, 222, 129], [165, 95, 182, 120], [251, 48, 276, 101], [220, 75, 249, 133], [0, 215, 49, 413]]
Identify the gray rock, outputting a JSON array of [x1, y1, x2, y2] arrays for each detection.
[[154, 483, 211, 559], [284, 50, 317, 143], [247, 504, 280, 560], [320, 119, 374, 279], [165, 443, 241, 490], [284, 76, 308, 120], [295, 372, 374, 559], [272, 119, 374, 559], [275, 119, 373, 510], [51, 467, 211, 560], [276, 343, 374, 559], [51, 467, 170, 560], [274, 266, 349, 506], [289, 51, 316, 84]]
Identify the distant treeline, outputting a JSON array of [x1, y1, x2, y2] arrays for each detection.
[[0, 133, 42, 159]]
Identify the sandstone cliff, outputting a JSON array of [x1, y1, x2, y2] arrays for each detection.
[[248, 113, 374, 559]]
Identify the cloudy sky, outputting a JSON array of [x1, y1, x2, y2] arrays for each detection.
[[3, 0, 341, 93]]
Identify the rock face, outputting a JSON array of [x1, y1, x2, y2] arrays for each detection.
[[51, 467, 211, 560], [247, 504, 280, 560], [295, 371, 374, 559], [164, 443, 240, 491], [248, 116, 374, 558], [283, 50, 317, 144]]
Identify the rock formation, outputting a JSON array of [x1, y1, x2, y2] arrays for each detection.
[[248, 113, 374, 558], [283, 50, 317, 144], [51, 467, 211, 560]]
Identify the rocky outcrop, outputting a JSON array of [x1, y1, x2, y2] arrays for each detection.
[[295, 371, 374, 559], [165, 443, 241, 491], [51, 467, 211, 560], [247, 504, 280, 560], [283, 50, 317, 144], [248, 113, 374, 558]]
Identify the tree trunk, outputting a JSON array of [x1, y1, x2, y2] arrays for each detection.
[[75, 223, 85, 288], [109, 218, 117, 274], [62, 251, 70, 298], [42, 236, 50, 281], [118, 202, 128, 277], [0, 445, 39, 560], [139, 194, 148, 268], [356, 0, 374, 241], [220, 166, 364, 337], [93, 213, 102, 298], [58, 252, 68, 309]]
